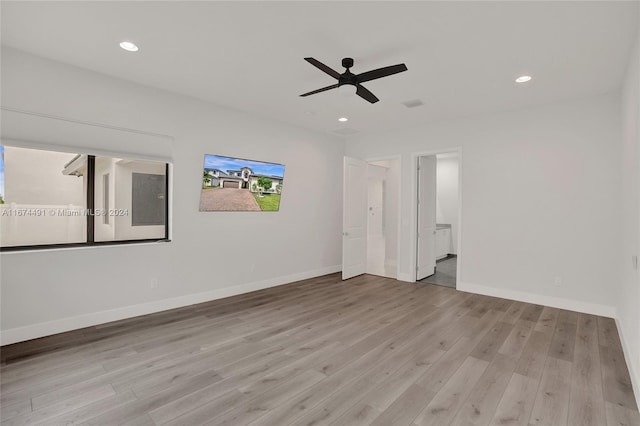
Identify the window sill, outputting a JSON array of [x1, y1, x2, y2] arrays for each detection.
[[0, 239, 171, 253]]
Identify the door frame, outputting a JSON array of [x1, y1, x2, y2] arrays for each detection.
[[363, 154, 403, 280], [411, 147, 463, 284]]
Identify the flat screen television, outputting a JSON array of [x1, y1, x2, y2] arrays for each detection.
[[199, 154, 285, 212]]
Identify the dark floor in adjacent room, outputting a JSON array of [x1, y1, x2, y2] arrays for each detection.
[[421, 255, 457, 288]]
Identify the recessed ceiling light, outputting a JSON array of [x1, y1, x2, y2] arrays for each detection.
[[402, 99, 424, 108], [119, 41, 139, 52], [515, 75, 532, 83], [338, 117, 348, 122]]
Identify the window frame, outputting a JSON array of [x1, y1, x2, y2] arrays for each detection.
[[0, 154, 171, 252]]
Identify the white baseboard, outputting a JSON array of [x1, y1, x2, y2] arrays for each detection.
[[396, 272, 415, 283], [614, 315, 640, 410], [0, 264, 341, 346], [457, 281, 616, 318]]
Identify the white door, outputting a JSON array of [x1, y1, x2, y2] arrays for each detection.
[[417, 155, 437, 280], [343, 156, 368, 280]]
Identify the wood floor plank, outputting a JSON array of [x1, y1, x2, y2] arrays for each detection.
[[0, 399, 32, 423], [1, 384, 116, 426], [309, 344, 446, 426], [0, 273, 636, 426], [80, 369, 237, 424], [528, 356, 572, 426], [605, 400, 640, 426], [514, 330, 553, 379], [1, 363, 107, 409], [414, 310, 503, 392], [533, 306, 559, 335], [414, 355, 489, 426], [500, 301, 527, 325], [469, 321, 513, 362], [202, 369, 325, 426], [518, 303, 544, 323], [557, 309, 578, 325], [369, 384, 436, 426], [498, 319, 534, 359], [33, 390, 138, 426], [598, 317, 638, 411], [547, 321, 577, 362], [289, 338, 424, 425], [155, 389, 246, 425], [358, 345, 446, 412], [331, 403, 381, 425], [450, 353, 518, 426], [488, 373, 538, 426], [567, 313, 606, 426], [148, 339, 344, 423]]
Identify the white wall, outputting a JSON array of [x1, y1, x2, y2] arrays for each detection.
[[382, 159, 400, 266], [367, 164, 385, 238], [436, 154, 459, 254], [347, 93, 622, 317], [619, 13, 640, 408], [0, 146, 86, 246], [3, 146, 84, 205], [0, 47, 344, 344]]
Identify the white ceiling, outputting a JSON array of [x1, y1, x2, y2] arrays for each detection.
[[1, 1, 638, 137]]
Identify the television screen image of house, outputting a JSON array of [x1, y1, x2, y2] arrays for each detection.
[[200, 154, 285, 212]]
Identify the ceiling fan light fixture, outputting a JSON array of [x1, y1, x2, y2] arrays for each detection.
[[338, 84, 357, 97], [338, 117, 349, 122]]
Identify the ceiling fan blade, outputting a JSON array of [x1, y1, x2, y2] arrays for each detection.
[[356, 84, 379, 104], [300, 84, 340, 97], [356, 64, 408, 83], [304, 57, 341, 80]]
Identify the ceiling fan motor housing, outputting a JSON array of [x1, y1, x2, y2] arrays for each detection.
[[342, 57, 354, 69], [339, 58, 356, 86]]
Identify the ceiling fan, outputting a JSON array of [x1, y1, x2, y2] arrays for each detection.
[[300, 57, 408, 104]]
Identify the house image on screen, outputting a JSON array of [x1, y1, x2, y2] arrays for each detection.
[[204, 166, 283, 193]]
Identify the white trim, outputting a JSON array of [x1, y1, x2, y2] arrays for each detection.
[[397, 272, 414, 282], [457, 280, 616, 318], [1, 108, 174, 162], [0, 264, 341, 345], [411, 147, 463, 284], [615, 315, 640, 410]]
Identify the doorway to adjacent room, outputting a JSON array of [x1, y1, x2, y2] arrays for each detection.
[[416, 151, 461, 288]]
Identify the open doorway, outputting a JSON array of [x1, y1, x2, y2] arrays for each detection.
[[341, 156, 400, 281], [416, 151, 460, 288]]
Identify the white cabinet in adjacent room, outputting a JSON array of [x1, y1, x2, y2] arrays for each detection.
[[435, 227, 451, 260]]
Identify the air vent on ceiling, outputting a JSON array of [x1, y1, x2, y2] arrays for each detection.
[[333, 128, 359, 135], [402, 99, 424, 108]]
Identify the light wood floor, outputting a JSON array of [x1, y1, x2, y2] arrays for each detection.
[[1, 273, 638, 425]]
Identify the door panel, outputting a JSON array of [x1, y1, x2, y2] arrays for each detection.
[[343, 156, 368, 280], [417, 156, 437, 280]]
